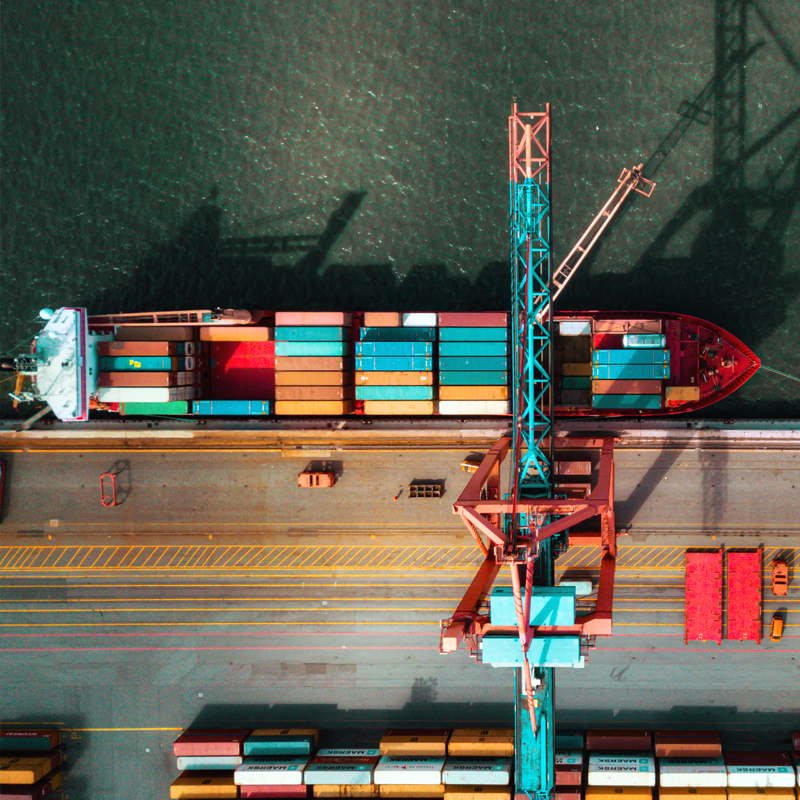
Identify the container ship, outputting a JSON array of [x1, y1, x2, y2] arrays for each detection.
[[2, 306, 759, 422]]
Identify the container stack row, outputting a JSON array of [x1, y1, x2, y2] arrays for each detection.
[[273, 312, 354, 415], [0, 728, 63, 800], [355, 313, 437, 415], [437, 313, 510, 415], [95, 326, 210, 416]]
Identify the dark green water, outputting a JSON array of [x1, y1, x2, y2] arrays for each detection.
[[3, 0, 799, 417]]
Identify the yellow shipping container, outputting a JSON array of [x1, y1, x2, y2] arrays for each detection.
[[585, 788, 652, 800], [170, 771, 237, 799], [380, 785, 445, 798], [444, 787, 512, 800], [447, 729, 514, 757], [658, 790, 727, 800], [726, 790, 796, 800], [438, 386, 509, 401], [562, 363, 592, 376], [315, 786, 380, 797], [665, 386, 700, 403], [363, 400, 435, 416], [275, 400, 355, 415], [0, 759, 47, 785]]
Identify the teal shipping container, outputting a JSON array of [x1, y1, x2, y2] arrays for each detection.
[[275, 326, 348, 341], [193, 400, 271, 415], [490, 585, 576, 626], [562, 376, 592, 389], [439, 327, 507, 341], [355, 385, 435, 401], [593, 348, 670, 365], [244, 732, 318, 756], [439, 356, 508, 371], [120, 401, 189, 415], [356, 341, 432, 356], [275, 341, 351, 357], [360, 327, 436, 342], [439, 341, 508, 357], [99, 355, 186, 371], [482, 634, 582, 667], [591, 393, 661, 410], [356, 356, 432, 371], [439, 371, 507, 385], [592, 362, 670, 380]]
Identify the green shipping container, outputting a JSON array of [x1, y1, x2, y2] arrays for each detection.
[[120, 401, 189, 415]]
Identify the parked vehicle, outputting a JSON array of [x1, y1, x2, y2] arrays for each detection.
[[770, 613, 784, 642], [298, 469, 335, 488], [772, 558, 788, 596], [461, 455, 484, 473]]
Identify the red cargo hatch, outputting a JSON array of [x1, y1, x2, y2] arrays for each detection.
[[209, 341, 275, 400], [685, 548, 723, 644], [727, 548, 762, 643]]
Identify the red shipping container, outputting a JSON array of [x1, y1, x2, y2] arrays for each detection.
[[555, 791, 582, 800], [654, 731, 721, 758], [241, 787, 309, 799], [275, 386, 354, 401], [585, 729, 651, 751], [438, 312, 508, 327], [276, 357, 352, 371], [275, 311, 352, 326], [172, 729, 250, 757], [592, 379, 663, 395], [555, 765, 583, 786], [210, 341, 275, 400], [363, 312, 401, 327], [592, 334, 625, 350], [724, 751, 792, 767], [276, 371, 353, 386]]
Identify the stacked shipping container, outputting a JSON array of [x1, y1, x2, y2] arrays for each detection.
[[356, 313, 436, 415], [437, 313, 509, 415], [0, 729, 63, 800], [274, 313, 354, 415]]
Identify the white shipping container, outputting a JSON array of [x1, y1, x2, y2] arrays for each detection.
[[234, 757, 309, 786], [402, 313, 438, 327], [437, 400, 511, 415], [374, 756, 445, 785], [725, 766, 795, 788], [317, 749, 381, 758], [559, 320, 592, 336], [587, 763, 656, 787], [304, 764, 376, 785], [442, 757, 512, 785], [177, 755, 243, 770], [658, 758, 727, 788], [589, 755, 655, 767], [556, 751, 584, 766]]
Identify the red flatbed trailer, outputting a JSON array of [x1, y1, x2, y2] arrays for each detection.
[[684, 548, 723, 644], [727, 548, 763, 643]]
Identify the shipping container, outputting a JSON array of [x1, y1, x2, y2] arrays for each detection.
[[586, 765, 656, 787], [584, 789, 651, 800], [654, 732, 722, 759], [585, 730, 652, 751], [443, 787, 511, 800], [97, 340, 195, 356], [277, 386, 353, 401], [275, 400, 354, 415], [556, 390, 591, 406], [361, 327, 436, 342], [120, 401, 189, 416], [591, 379, 663, 395], [491, 586, 575, 626], [0, 768, 63, 799], [275, 341, 351, 357], [555, 752, 583, 766], [244, 730, 319, 757], [438, 400, 510, 415], [438, 386, 509, 401], [356, 386, 434, 401], [726, 549, 763, 643], [170, 770, 239, 798], [380, 732, 451, 757], [555, 765, 583, 786], [275, 356, 352, 371], [593, 319, 662, 334], [658, 757, 727, 787], [374, 756, 446, 784], [561, 363, 592, 377], [275, 327, 349, 341], [234, 756, 311, 785], [438, 371, 507, 386], [592, 333, 625, 350], [355, 371, 434, 385], [356, 342, 433, 357], [0, 732, 60, 751], [441, 757, 512, 785], [176, 755, 244, 770], [438, 327, 507, 342], [623, 334, 667, 348], [446, 730, 514, 758], [98, 371, 193, 388], [439, 342, 507, 357], [97, 386, 196, 404], [438, 357, 508, 371], [99, 355, 187, 371], [591, 394, 661, 410], [363, 312, 402, 327], [173, 729, 251, 757], [363, 400, 436, 415], [114, 325, 196, 341], [356, 357, 432, 372], [276, 371, 353, 387], [592, 363, 670, 380], [554, 791, 582, 800], [665, 386, 701, 403], [317, 750, 382, 759], [593, 349, 670, 365], [438, 313, 508, 327], [314, 786, 380, 798], [193, 400, 271, 415], [304, 757, 381, 784], [0, 757, 52, 784], [658, 789, 727, 800], [555, 732, 585, 750], [725, 790, 796, 800], [379, 785, 445, 798], [559, 320, 592, 336], [275, 312, 353, 326], [726, 768, 795, 788], [241, 787, 309, 799], [403, 313, 438, 327], [200, 326, 274, 341]]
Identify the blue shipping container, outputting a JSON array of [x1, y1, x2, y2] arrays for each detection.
[[193, 400, 271, 415], [593, 348, 670, 365], [360, 327, 436, 342], [275, 341, 351, 357], [356, 341, 432, 357], [356, 356, 432, 371], [592, 363, 670, 380], [439, 356, 508, 371], [439, 341, 508, 357], [439, 371, 508, 385], [439, 327, 508, 342], [275, 326, 348, 341], [99, 356, 186, 371], [355, 385, 435, 401], [591, 393, 662, 410]]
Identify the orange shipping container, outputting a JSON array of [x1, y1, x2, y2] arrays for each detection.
[[276, 371, 354, 386], [276, 386, 354, 401], [592, 379, 663, 394], [276, 357, 352, 371], [364, 312, 402, 327], [275, 400, 354, 415], [380, 786, 445, 798], [113, 326, 196, 341], [200, 326, 274, 341], [659, 790, 727, 800], [379, 729, 450, 756], [438, 386, 509, 401], [170, 770, 237, 799], [443, 788, 511, 800], [364, 400, 435, 415], [447, 728, 514, 757], [561, 363, 592, 377], [355, 371, 433, 385], [315, 787, 381, 798]]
